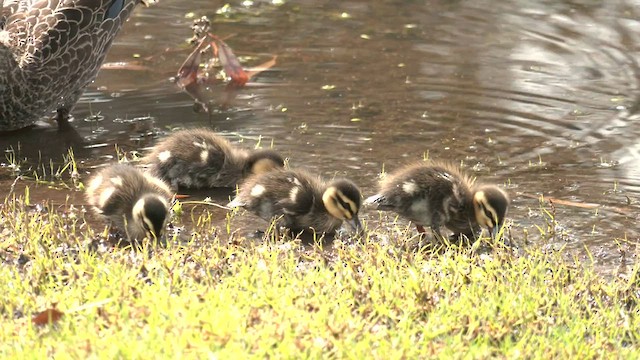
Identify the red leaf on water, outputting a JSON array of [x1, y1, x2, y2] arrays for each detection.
[[176, 32, 277, 111], [176, 39, 209, 91], [210, 35, 249, 87], [32, 308, 64, 326]]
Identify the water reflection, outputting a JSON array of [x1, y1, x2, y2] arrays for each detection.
[[1, 0, 639, 272]]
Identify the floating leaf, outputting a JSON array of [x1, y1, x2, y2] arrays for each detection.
[[176, 26, 278, 112], [32, 308, 64, 326], [176, 38, 208, 91], [211, 35, 249, 88]]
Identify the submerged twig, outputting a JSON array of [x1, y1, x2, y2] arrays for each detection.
[[518, 192, 635, 217]]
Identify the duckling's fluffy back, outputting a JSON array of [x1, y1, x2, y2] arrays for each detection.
[[143, 128, 250, 189], [229, 170, 345, 234], [369, 161, 478, 236]]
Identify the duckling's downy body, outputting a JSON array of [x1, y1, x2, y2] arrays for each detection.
[[228, 170, 362, 234], [86, 163, 173, 242], [142, 128, 285, 189], [0, 0, 151, 131], [365, 161, 509, 239]]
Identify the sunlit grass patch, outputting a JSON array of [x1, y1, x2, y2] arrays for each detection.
[[3, 146, 81, 193], [0, 189, 638, 358]]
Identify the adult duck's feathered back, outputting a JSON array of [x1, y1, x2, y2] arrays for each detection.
[[0, 0, 152, 131]]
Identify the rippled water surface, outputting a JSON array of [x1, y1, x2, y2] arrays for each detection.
[[2, 0, 640, 272]]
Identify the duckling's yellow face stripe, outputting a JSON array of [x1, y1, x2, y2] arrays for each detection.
[[142, 216, 157, 238], [474, 191, 499, 229], [322, 187, 358, 220], [132, 198, 151, 237]]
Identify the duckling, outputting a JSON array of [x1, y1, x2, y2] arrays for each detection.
[[85, 163, 173, 242], [365, 161, 509, 240], [227, 170, 362, 234], [142, 128, 285, 189]]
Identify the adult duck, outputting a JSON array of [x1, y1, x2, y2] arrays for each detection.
[[0, 0, 154, 131]]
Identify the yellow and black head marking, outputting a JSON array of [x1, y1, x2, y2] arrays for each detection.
[[85, 163, 173, 243], [132, 194, 170, 240], [473, 186, 509, 237], [322, 179, 363, 231]]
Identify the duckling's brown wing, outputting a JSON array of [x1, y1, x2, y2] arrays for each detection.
[[273, 175, 323, 231], [261, 171, 311, 214], [277, 186, 314, 216], [369, 165, 469, 228], [146, 133, 239, 188]]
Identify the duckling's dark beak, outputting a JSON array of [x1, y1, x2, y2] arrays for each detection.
[[346, 217, 363, 234], [147, 231, 159, 242], [489, 224, 502, 239]]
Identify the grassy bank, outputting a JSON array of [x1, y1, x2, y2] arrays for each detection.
[[0, 189, 638, 359]]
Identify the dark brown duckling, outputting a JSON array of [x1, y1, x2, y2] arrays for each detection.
[[85, 163, 173, 242], [365, 161, 509, 239], [142, 128, 285, 189], [227, 169, 362, 234]]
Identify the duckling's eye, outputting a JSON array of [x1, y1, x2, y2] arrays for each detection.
[[486, 210, 499, 227], [478, 202, 496, 227], [334, 194, 355, 219], [140, 215, 157, 236], [329, 196, 349, 219], [485, 214, 495, 227], [139, 215, 150, 230]]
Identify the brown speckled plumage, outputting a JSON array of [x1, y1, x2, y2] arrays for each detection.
[[366, 161, 509, 239], [228, 169, 362, 234], [142, 128, 285, 189], [0, 0, 148, 131]]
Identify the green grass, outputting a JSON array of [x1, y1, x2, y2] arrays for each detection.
[[0, 186, 638, 359], [0, 150, 637, 358]]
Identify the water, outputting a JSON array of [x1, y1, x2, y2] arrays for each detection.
[[1, 0, 639, 273]]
